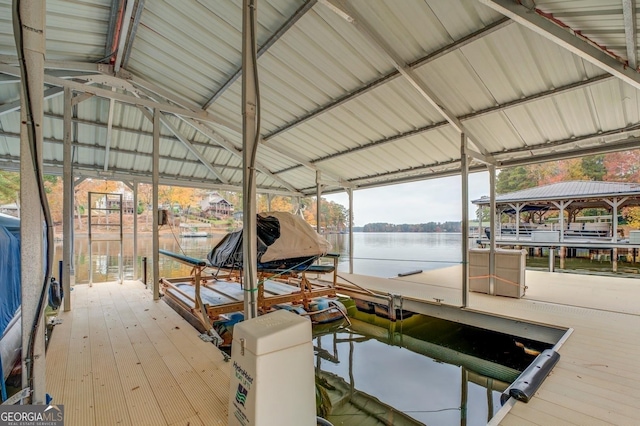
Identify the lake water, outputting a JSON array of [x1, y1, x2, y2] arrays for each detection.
[[56, 231, 636, 284], [56, 232, 466, 284]]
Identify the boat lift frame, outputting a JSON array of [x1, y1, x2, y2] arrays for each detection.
[[158, 249, 339, 331]]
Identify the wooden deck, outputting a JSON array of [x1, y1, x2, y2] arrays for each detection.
[[335, 268, 640, 425], [45, 268, 640, 425], [45, 281, 230, 426]]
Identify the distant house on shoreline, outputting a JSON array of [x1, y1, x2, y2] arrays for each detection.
[[200, 192, 234, 219]]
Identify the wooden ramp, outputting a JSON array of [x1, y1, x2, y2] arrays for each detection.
[[45, 280, 230, 426], [334, 268, 640, 425]]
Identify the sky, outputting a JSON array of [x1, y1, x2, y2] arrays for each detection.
[[323, 171, 490, 226]]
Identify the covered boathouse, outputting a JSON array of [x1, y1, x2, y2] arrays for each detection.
[[2, 0, 640, 425]]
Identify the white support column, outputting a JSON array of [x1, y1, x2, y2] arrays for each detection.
[[152, 109, 160, 300], [613, 197, 618, 243], [16, 0, 47, 403], [267, 193, 272, 211], [461, 134, 469, 308], [489, 165, 496, 295], [551, 201, 572, 242], [603, 197, 628, 243], [133, 181, 138, 280], [316, 171, 322, 234], [63, 87, 72, 311], [348, 187, 354, 275], [242, 0, 259, 319], [508, 203, 523, 240]]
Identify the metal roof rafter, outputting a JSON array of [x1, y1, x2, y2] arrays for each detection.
[[0, 129, 238, 170], [317, 0, 494, 161], [326, 127, 640, 190], [0, 157, 293, 195], [157, 112, 229, 184], [122, 71, 347, 187], [480, 0, 640, 90], [181, 118, 303, 194], [275, 74, 612, 171], [202, 0, 318, 109], [622, 0, 637, 69], [0, 86, 63, 116], [128, 81, 301, 193]]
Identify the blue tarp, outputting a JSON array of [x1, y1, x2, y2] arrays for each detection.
[[0, 214, 20, 337]]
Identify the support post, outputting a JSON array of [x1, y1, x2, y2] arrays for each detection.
[[16, 0, 47, 403], [348, 187, 354, 274], [461, 134, 469, 308], [316, 171, 322, 234], [488, 165, 496, 295], [242, 0, 259, 319], [152, 109, 160, 300], [549, 248, 555, 272], [133, 181, 138, 280], [63, 87, 72, 311]]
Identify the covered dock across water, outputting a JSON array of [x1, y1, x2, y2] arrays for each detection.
[[472, 181, 640, 271]]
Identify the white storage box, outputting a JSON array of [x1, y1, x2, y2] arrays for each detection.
[[630, 230, 640, 244], [228, 309, 316, 426]]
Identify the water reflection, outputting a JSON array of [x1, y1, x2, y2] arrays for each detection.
[[315, 315, 509, 425], [55, 233, 223, 284]]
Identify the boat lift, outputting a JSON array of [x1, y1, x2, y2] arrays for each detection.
[[158, 249, 341, 333]]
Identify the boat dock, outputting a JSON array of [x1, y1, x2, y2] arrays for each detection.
[[45, 267, 640, 425]]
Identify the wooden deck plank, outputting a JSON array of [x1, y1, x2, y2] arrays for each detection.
[[109, 287, 199, 425], [509, 398, 610, 426], [45, 306, 72, 404], [61, 303, 95, 426], [87, 288, 132, 426], [120, 291, 228, 425], [97, 291, 167, 426]]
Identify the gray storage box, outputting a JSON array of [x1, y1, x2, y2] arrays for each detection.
[[468, 248, 527, 298]]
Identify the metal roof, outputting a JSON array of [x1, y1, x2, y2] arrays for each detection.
[[472, 180, 640, 204], [2, 0, 640, 196]]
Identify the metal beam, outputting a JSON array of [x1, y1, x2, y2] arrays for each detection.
[[103, 93, 116, 171], [122, 0, 145, 68], [104, 0, 122, 61], [623, 0, 637, 69], [202, 0, 317, 109], [0, 63, 239, 129], [280, 74, 611, 169], [0, 155, 296, 195], [183, 118, 303, 194], [317, 131, 640, 192], [0, 86, 63, 116], [309, 0, 491, 156], [480, 0, 640, 90], [0, 130, 237, 171], [158, 112, 229, 183], [113, 0, 135, 72], [0, 56, 114, 74]]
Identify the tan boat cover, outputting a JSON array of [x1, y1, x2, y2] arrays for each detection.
[[259, 211, 332, 262]]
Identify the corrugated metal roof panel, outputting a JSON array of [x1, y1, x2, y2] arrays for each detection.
[[473, 180, 640, 203]]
